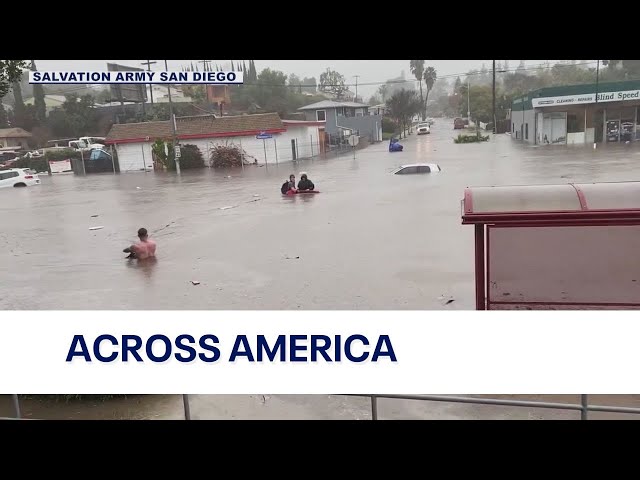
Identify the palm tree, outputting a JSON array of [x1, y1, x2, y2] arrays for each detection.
[[409, 60, 425, 120], [423, 67, 437, 117]]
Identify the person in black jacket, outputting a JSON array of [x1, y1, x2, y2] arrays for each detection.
[[297, 173, 315, 191], [281, 174, 297, 194]]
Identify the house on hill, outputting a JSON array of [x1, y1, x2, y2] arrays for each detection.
[[105, 112, 325, 171], [0, 128, 32, 149]]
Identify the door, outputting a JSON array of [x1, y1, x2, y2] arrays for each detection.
[[606, 120, 620, 142]]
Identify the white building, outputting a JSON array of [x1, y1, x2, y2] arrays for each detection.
[[105, 113, 325, 172]]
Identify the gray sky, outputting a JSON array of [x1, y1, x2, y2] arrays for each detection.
[[34, 60, 536, 98]]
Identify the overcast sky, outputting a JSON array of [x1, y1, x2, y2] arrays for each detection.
[[34, 60, 540, 98]]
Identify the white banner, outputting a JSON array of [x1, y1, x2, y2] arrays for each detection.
[[29, 71, 244, 85], [2, 311, 640, 394], [532, 89, 640, 107]]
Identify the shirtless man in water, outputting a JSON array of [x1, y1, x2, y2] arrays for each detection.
[[124, 227, 157, 260]]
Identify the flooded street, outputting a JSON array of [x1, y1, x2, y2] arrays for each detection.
[[2, 120, 640, 419]]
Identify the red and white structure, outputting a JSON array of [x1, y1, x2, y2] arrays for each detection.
[[462, 181, 640, 310], [105, 113, 326, 172]]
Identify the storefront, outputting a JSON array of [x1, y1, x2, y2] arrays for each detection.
[[511, 80, 640, 146]]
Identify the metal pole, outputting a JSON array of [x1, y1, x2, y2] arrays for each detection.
[[12, 394, 21, 418], [182, 394, 192, 420], [165, 60, 180, 175], [580, 394, 588, 420], [110, 145, 116, 174], [274, 138, 278, 164], [141, 60, 157, 105], [475, 224, 486, 310], [354, 75, 360, 101], [263, 139, 267, 165], [594, 60, 600, 150], [310, 134, 314, 156], [80, 148, 86, 176], [467, 77, 470, 122], [239, 137, 244, 171], [492, 60, 496, 134], [371, 395, 378, 420], [141, 144, 146, 172]]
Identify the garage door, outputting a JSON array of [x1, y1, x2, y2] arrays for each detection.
[[116, 143, 153, 172]]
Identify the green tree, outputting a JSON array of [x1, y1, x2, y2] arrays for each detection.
[[423, 66, 437, 117], [377, 84, 389, 101], [0, 60, 27, 99], [254, 68, 289, 114], [319, 68, 347, 99], [409, 60, 425, 119], [386, 89, 421, 139], [30, 60, 47, 123], [288, 74, 303, 94], [0, 102, 8, 127]]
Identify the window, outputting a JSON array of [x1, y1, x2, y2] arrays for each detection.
[[0, 171, 19, 180], [416, 165, 432, 173], [567, 113, 584, 133], [316, 110, 326, 122], [512, 123, 515, 133], [396, 166, 418, 174]]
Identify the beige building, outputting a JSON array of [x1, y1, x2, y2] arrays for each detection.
[[0, 128, 32, 149]]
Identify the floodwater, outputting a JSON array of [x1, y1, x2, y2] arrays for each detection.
[[2, 120, 640, 419]]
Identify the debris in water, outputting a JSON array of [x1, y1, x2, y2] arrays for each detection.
[[89, 226, 104, 231], [91, 214, 99, 218], [136, 187, 141, 189], [445, 299, 454, 305], [219, 205, 237, 210], [253, 194, 260, 197], [285, 255, 300, 260], [191, 280, 200, 285]]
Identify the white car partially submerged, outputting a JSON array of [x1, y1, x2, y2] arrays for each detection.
[[416, 122, 431, 135], [0, 168, 41, 188], [392, 163, 441, 175]]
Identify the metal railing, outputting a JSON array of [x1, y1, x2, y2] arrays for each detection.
[[5, 394, 640, 420]]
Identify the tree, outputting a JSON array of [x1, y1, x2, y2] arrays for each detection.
[[409, 60, 425, 119], [319, 68, 348, 99], [30, 60, 47, 123], [386, 89, 421, 139], [377, 84, 389, 101], [11, 73, 28, 129], [248, 60, 257, 82], [0, 103, 8, 128], [0, 60, 27, 99], [423, 67, 437, 116], [288, 74, 303, 94], [454, 76, 462, 93]]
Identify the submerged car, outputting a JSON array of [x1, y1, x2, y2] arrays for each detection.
[[392, 163, 441, 175], [0, 168, 41, 188], [416, 123, 431, 135]]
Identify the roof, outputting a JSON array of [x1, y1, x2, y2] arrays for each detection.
[[105, 113, 285, 144], [393, 163, 441, 173], [462, 181, 640, 225], [0, 128, 32, 139], [297, 100, 370, 111]]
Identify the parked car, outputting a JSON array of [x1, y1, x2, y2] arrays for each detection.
[[392, 163, 441, 175], [416, 123, 431, 135], [0, 168, 41, 188], [454, 118, 467, 129]]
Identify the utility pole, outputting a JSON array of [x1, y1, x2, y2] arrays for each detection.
[[492, 60, 496, 134], [141, 60, 157, 105], [198, 60, 211, 71], [467, 77, 470, 123], [354, 75, 360, 102], [593, 60, 609, 149], [165, 60, 180, 175]]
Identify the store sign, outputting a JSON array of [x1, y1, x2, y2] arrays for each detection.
[[532, 90, 640, 107]]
